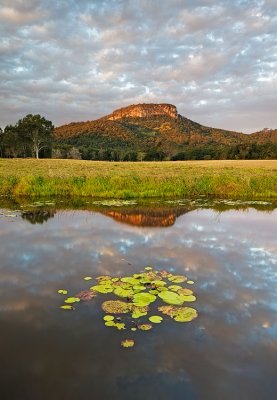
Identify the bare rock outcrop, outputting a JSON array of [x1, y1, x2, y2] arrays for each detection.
[[106, 103, 178, 121]]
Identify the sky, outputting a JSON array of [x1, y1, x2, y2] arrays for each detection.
[[0, 0, 276, 133]]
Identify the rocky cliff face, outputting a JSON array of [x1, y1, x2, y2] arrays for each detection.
[[106, 103, 178, 121]]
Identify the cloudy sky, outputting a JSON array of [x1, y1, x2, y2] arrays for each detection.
[[1, 0, 276, 132]]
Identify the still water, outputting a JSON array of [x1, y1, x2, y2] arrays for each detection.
[[0, 199, 276, 400]]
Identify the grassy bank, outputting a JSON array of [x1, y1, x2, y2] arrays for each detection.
[[0, 159, 277, 199]]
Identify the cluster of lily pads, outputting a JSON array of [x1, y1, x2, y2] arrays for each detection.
[[58, 267, 198, 348]]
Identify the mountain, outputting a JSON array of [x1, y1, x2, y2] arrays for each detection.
[[53, 103, 277, 160]]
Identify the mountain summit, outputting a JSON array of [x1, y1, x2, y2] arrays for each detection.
[[104, 103, 178, 121]]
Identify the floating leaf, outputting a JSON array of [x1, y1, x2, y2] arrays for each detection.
[[157, 286, 168, 292], [158, 291, 184, 305], [64, 297, 80, 304], [102, 300, 130, 314], [178, 288, 193, 296], [114, 287, 134, 298], [168, 275, 187, 283], [158, 306, 198, 322], [96, 275, 112, 281], [168, 285, 182, 292], [105, 321, 116, 327], [84, 277, 92, 281], [187, 280, 194, 285], [121, 277, 140, 285], [60, 305, 74, 310], [133, 285, 146, 292], [149, 289, 159, 295], [115, 322, 125, 330], [58, 289, 68, 295], [145, 267, 152, 271], [103, 315, 114, 322], [131, 327, 137, 331], [149, 315, 163, 324], [90, 285, 113, 294], [138, 324, 152, 331], [152, 280, 166, 287], [121, 339, 135, 348], [76, 290, 97, 301], [133, 292, 156, 306], [179, 294, 196, 302]]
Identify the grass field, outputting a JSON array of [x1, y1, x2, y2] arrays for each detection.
[[0, 158, 276, 199]]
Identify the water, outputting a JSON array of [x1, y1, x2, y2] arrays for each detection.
[[0, 199, 276, 400]]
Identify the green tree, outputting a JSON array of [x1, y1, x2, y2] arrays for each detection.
[[16, 114, 54, 158]]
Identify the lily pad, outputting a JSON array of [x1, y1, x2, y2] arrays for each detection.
[[168, 275, 187, 283], [187, 280, 194, 285], [60, 305, 74, 310], [149, 315, 163, 324], [90, 285, 114, 294], [158, 306, 198, 322], [105, 321, 116, 327], [145, 267, 153, 271], [114, 287, 134, 298], [168, 285, 182, 292], [121, 277, 140, 285], [121, 339, 135, 348], [158, 291, 184, 305], [64, 297, 80, 304], [152, 280, 166, 287], [102, 300, 130, 314], [178, 288, 194, 296], [103, 315, 114, 322], [84, 277, 92, 281], [58, 289, 68, 295], [138, 323, 152, 331], [179, 294, 196, 302], [76, 290, 97, 301], [133, 292, 156, 306]]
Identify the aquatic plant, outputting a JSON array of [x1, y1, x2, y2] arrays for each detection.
[[58, 266, 198, 347]]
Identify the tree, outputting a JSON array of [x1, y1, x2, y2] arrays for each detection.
[[16, 114, 54, 158]]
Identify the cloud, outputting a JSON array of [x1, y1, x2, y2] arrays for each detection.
[[0, 0, 276, 132]]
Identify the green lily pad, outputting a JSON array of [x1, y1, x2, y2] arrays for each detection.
[[58, 289, 68, 295], [105, 321, 116, 327], [187, 280, 194, 285], [179, 294, 196, 302], [133, 285, 146, 292], [149, 315, 163, 324], [178, 288, 194, 296], [133, 292, 156, 306], [84, 277, 92, 281], [96, 275, 112, 281], [60, 305, 74, 310], [145, 267, 153, 271], [152, 280, 166, 287], [138, 323, 152, 331], [131, 327, 137, 331], [121, 339, 135, 348], [149, 289, 159, 295], [114, 287, 134, 298], [103, 315, 114, 322], [168, 275, 187, 283], [64, 297, 80, 304], [115, 322, 125, 330], [121, 277, 140, 285], [90, 285, 114, 294], [168, 285, 182, 292], [102, 300, 130, 314], [158, 291, 184, 305], [157, 286, 168, 292], [158, 306, 198, 322]]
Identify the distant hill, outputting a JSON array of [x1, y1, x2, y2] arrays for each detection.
[[53, 103, 277, 160]]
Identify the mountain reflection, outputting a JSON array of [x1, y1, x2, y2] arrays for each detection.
[[102, 208, 190, 227]]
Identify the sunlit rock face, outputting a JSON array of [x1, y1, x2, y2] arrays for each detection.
[[106, 103, 178, 120]]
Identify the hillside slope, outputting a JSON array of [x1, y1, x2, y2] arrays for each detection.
[[54, 103, 277, 160]]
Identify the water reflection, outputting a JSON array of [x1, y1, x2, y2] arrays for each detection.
[[0, 199, 276, 400]]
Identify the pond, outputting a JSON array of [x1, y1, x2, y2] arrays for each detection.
[[0, 198, 276, 400]]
